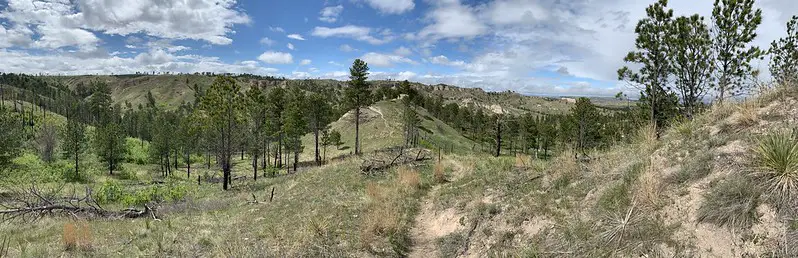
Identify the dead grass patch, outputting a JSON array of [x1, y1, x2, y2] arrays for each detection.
[[63, 221, 92, 251], [434, 161, 446, 184], [398, 166, 421, 190]]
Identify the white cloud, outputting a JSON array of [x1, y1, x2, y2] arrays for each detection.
[[287, 43, 295, 50], [361, 52, 418, 67], [269, 26, 285, 33], [300, 59, 312, 65], [394, 46, 412, 56], [319, 5, 344, 23], [0, 0, 250, 48], [311, 25, 393, 44], [417, 0, 487, 40], [355, 0, 414, 14], [258, 51, 293, 64], [329, 61, 344, 66], [287, 34, 306, 40], [339, 44, 357, 52], [292, 71, 311, 78], [259, 37, 275, 46], [0, 49, 279, 75]]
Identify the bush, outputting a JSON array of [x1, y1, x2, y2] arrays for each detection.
[[697, 175, 760, 229], [753, 130, 798, 203], [125, 138, 149, 165], [667, 151, 713, 185], [95, 181, 124, 204]]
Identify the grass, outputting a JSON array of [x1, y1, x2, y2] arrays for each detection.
[[752, 130, 798, 205], [666, 150, 713, 185], [697, 174, 761, 229]]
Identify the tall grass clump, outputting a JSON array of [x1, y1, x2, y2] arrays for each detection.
[[697, 175, 760, 229], [433, 161, 446, 184], [752, 130, 798, 208], [63, 221, 92, 251]]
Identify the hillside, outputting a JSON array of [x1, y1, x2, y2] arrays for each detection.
[[402, 86, 798, 257], [299, 99, 477, 162], [37, 74, 600, 115]]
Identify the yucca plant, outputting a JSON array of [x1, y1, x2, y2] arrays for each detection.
[[753, 130, 798, 203]]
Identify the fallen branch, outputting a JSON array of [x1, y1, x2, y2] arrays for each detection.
[[0, 184, 156, 222]]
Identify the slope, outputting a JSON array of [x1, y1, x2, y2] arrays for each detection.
[[299, 98, 477, 162], [403, 85, 798, 257]]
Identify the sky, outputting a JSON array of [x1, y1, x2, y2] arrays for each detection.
[[0, 0, 795, 97]]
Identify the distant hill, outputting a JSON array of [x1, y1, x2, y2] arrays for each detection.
[[37, 74, 622, 115]]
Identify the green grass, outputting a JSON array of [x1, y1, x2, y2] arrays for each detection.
[[753, 130, 798, 204]]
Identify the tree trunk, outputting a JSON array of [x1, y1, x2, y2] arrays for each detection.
[[355, 106, 361, 155], [293, 151, 298, 172], [222, 162, 230, 191], [314, 128, 321, 166], [186, 151, 191, 178], [495, 118, 502, 157], [253, 154, 258, 181]]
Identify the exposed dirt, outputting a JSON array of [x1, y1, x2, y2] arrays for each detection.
[[408, 156, 468, 258]]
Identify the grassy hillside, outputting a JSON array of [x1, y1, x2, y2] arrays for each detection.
[[37, 74, 614, 115], [299, 99, 477, 162], [403, 85, 798, 257]]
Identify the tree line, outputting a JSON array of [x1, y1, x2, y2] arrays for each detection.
[[619, 0, 798, 133]]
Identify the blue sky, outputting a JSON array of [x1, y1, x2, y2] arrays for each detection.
[[0, 0, 794, 96]]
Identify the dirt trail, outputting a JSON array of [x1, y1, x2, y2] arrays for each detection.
[[408, 156, 467, 258]]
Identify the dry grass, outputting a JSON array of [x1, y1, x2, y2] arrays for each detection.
[[434, 161, 446, 184], [515, 153, 530, 168], [398, 166, 421, 190], [735, 99, 760, 127], [634, 125, 659, 153], [62, 221, 92, 251]]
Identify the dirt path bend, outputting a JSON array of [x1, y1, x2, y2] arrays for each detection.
[[408, 156, 467, 258]]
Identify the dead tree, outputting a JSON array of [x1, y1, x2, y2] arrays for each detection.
[[0, 184, 156, 222]]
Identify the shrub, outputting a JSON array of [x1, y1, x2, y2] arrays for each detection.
[[697, 175, 760, 229], [434, 161, 446, 184], [667, 151, 713, 185], [397, 166, 420, 190], [95, 181, 124, 204], [437, 232, 467, 257], [753, 130, 798, 203]]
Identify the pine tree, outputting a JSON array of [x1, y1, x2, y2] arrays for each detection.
[[567, 98, 601, 156], [283, 87, 307, 173], [0, 108, 23, 166], [306, 93, 332, 166], [198, 76, 245, 190], [618, 0, 673, 132], [345, 59, 371, 155], [669, 14, 714, 118], [401, 96, 420, 147], [267, 87, 286, 168], [62, 107, 87, 179], [769, 16, 798, 85], [94, 112, 127, 175], [245, 86, 267, 180], [711, 0, 763, 103], [88, 81, 112, 123]]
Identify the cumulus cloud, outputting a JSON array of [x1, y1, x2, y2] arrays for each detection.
[[0, 0, 250, 48], [0, 49, 278, 75], [287, 34, 306, 40], [361, 52, 418, 67], [355, 0, 414, 14], [319, 5, 344, 23], [311, 25, 393, 44], [300, 59, 312, 65], [394, 46, 412, 56], [287, 43, 295, 50], [416, 0, 487, 40], [258, 51, 293, 64], [339, 44, 357, 52]]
